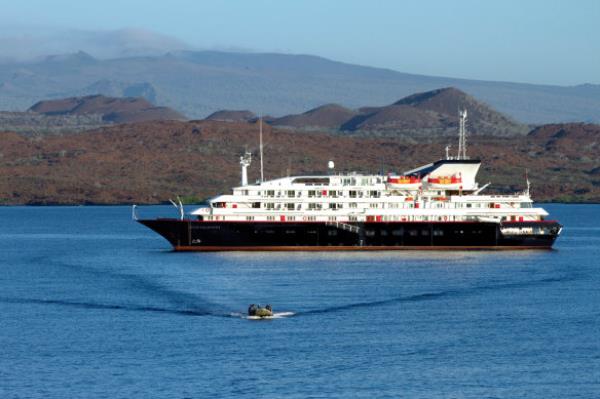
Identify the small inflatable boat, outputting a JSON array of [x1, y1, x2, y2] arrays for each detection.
[[248, 304, 273, 318]]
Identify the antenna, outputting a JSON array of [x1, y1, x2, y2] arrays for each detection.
[[445, 145, 451, 160], [525, 168, 531, 196], [457, 109, 468, 160], [259, 115, 264, 183]]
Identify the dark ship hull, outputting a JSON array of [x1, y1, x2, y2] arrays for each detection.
[[138, 219, 561, 251]]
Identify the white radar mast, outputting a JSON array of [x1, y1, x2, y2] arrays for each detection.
[[240, 151, 252, 186]]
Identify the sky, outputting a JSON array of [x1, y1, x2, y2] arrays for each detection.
[[0, 0, 598, 85]]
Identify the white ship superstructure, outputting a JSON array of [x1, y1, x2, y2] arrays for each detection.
[[138, 110, 562, 250]]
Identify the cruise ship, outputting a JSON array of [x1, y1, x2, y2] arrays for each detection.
[[136, 111, 562, 250]]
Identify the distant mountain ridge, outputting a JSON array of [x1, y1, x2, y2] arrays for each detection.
[[263, 88, 528, 136], [1, 50, 599, 123], [29, 95, 186, 123], [205, 110, 256, 122]]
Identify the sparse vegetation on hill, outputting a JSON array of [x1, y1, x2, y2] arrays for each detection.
[[0, 111, 108, 136], [0, 120, 598, 205]]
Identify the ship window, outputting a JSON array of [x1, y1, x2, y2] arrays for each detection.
[[422, 229, 430, 236], [349, 216, 358, 222], [265, 203, 275, 210], [466, 203, 472, 208], [267, 216, 275, 221], [381, 230, 389, 236], [409, 230, 418, 236], [349, 190, 357, 198], [328, 230, 337, 236], [246, 216, 254, 221], [285, 230, 296, 234], [349, 203, 357, 208], [392, 229, 403, 236], [266, 190, 275, 197], [308, 190, 316, 197], [288, 216, 296, 221], [433, 229, 444, 236], [365, 230, 376, 237], [243, 190, 249, 195], [292, 177, 330, 185], [287, 190, 295, 197], [286, 203, 294, 210], [328, 216, 337, 221], [369, 190, 380, 198], [252, 202, 261, 208]]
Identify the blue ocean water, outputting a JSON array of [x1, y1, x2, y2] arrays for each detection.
[[0, 204, 599, 398]]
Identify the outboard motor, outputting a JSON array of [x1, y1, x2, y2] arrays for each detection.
[[248, 304, 257, 316]]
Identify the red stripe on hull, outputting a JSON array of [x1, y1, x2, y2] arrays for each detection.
[[173, 245, 553, 252]]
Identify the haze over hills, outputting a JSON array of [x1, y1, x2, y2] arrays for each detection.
[[267, 88, 528, 136], [1, 50, 600, 123]]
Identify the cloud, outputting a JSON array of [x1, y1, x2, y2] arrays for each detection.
[[0, 28, 192, 61]]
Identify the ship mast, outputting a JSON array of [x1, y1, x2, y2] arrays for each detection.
[[259, 115, 264, 182], [457, 109, 468, 160]]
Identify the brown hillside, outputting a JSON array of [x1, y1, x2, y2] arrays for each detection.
[[341, 105, 447, 132], [0, 120, 598, 204], [29, 95, 186, 123], [271, 104, 358, 129]]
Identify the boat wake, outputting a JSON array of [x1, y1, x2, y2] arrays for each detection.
[[231, 311, 296, 320], [296, 273, 577, 317], [0, 296, 227, 317]]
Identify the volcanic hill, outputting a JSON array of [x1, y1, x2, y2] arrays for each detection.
[[29, 95, 186, 124], [244, 88, 529, 136]]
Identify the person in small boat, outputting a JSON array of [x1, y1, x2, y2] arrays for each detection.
[[248, 304, 273, 317]]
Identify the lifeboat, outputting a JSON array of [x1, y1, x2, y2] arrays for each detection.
[[386, 175, 422, 190], [427, 174, 463, 190]]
